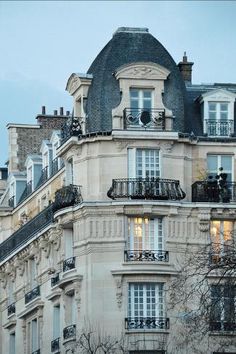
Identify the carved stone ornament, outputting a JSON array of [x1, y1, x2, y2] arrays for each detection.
[[115, 62, 170, 81], [29, 242, 41, 265], [198, 210, 211, 232], [13, 258, 25, 277], [5, 262, 16, 281], [74, 277, 83, 312], [49, 227, 62, 251], [0, 271, 7, 289], [38, 236, 51, 258], [116, 140, 134, 152], [113, 275, 123, 309], [161, 142, 174, 153]]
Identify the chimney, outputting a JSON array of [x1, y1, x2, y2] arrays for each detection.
[[60, 107, 64, 116], [178, 52, 194, 84], [42, 106, 46, 115], [54, 110, 58, 115], [66, 111, 70, 116]]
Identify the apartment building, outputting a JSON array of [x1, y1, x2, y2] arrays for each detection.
[[0, 27, 235, 354]]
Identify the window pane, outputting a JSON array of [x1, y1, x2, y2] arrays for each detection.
[[130, 89, 139, 98], [209, 103, 216, 111], [143, 90, 152, 98], [207, 155, 217, 172], [220, 103, 228, 112], [221, 156, 232, 171], [209, 112, 216, 120]]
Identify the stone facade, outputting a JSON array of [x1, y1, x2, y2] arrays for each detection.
[[0, 27, 236, 354]]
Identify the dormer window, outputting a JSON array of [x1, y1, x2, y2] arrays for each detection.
[[130, 88, 153, 110], [200, 89, 236, 137]]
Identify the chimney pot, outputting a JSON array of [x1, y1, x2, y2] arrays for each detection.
[[66, 111, 70, 116], [42, 106, 46, 115], [54, 110, 58, 115], [60, 107, 64, 115], [178, 53, 194, 84]]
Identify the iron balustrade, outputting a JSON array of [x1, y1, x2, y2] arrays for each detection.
[[32, 350, 40, 354], [7, 303, 16, 316], [53, 184, 82, 212], [63, 324, 76, 340], [25, 285, 40, 304], [51, 337, 60, 352], [0, 204, 54, 263], [192, 181, 236, 203], [125, 250, 169, 262], [8, 196, 15, 208], [124, 108, 165, 129], [63, 257, 76, 272], [210, 321, 236, 332], [107, 178, 185, 200], [125, 317, 169, 330], [61, 116, 82, 142], [205, 119, 234, 137], [51, 273, 60, 287]]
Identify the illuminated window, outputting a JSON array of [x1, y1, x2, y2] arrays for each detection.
[[210, 220, 234, 260], [128, 217, 163, 251]]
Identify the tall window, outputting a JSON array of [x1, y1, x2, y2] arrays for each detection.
[[30, 318, 39, 353], [53, 305, 60, 340], [9, 332, 15, 354], [207, 154, 232, 181], [210, 220, 234, 260], [207, 102, 231, 136], [128, 283, 165, 330], [210, 284, 235, 331], [130, 89, 153, 110], [128, 149, 160, 179], [66, 159, 74, 185], [128, 217, 163, 251]]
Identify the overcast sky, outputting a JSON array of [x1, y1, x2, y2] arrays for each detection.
[[0, 0, 236, 166]]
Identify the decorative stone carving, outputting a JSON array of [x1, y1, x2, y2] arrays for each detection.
[[5, 262, 16, 281], [115, 62, 170, 81], [0, 271, 7, 289], [161, 142, 174, 153], [29, 242, 41, 265], [116, 140, 134, 152], [49, 226, 62, 252], [198, 210, 211, 232], [74, 277, 83, 312], [113, 275, 123, 309], [13, 258, 25, 277], [39, 235, 51, 258]]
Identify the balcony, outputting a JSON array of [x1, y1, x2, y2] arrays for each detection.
[[0, 204, 54, 263], [107, 178, 185, 200], [192, 181, 236, 203], [51, 337, 60, 352], [124, 108, 165, 130], [51, 273, 60, 287], [25, 285, 40, 304], [61, 116, 82, 142], [125, 250, 169, 262], [63, 257, 76, 272], [53, 185, 82, 212], [205, 120, 233, 137], [210, 321, 236, 332], [63, 324, 76, 340], [125, 317, 169, 330], [7, 302, 16, 316]]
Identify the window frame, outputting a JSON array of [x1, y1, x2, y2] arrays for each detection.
[[128, 148, 161, 179]]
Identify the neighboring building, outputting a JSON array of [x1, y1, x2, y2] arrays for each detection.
[[0, 27, 236, 354]]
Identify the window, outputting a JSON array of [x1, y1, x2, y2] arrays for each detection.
[[9, 332, 15, 354], [207, 154, 232, 181], [206, 102, 232, 136], [210, 284, 236, 331], [128, 148, 160, 179], [210, 220, 234, 261], [126, 217, 167, 261], [127, 283, 166, 330], [27, 318, 40, 354], [130, 89, 153, 110], [66, 159, 74, 185], [53, 305, 60, 340]]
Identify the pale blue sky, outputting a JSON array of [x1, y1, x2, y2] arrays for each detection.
[[0, 1, 236, 166]]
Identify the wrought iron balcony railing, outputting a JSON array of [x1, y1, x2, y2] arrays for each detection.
[[107, 178, 185, 200], [61, 116, 82, 142], [124, 108, 165, 130], [125, 250, 169, 262], [53, 184, 82, 212], [205, 119, 234, 137], [51, 273, 60, 287], [8, 196, 15, 208], [210, 321, 236, 332], [63, 257, 76, 272], [125, 317, 169, 330], [0, 204, 54, 262], [7, 302, 16, 316], [25, 285, 40, 304], [51, 337, 60, 352], [50, 157, 64, 177], [192, 181, 236, 203], [63, 324, 76, 340], [36, 166, 49, 188]]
